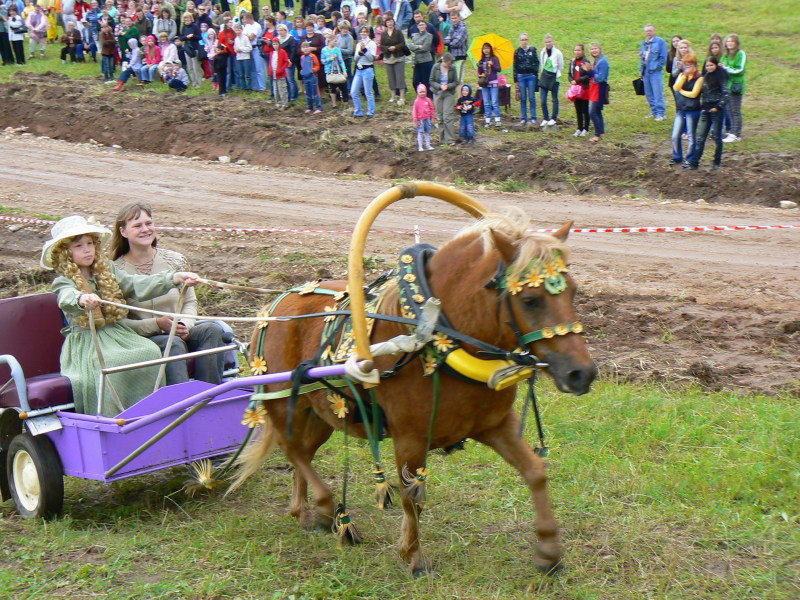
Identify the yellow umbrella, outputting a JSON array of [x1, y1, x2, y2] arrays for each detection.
[[469, 33, 515, 73]]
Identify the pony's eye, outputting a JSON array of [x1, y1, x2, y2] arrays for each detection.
[[522, 296, 543, 309]]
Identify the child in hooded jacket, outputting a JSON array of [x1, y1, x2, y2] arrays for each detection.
[[412, 83, 435, 151], [456, 83, 479, 144], [114, 37, 142, 89]]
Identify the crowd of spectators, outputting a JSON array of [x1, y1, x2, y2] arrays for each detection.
[[0, 1, 746, 169]]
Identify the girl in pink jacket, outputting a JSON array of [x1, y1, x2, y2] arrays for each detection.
[[412, 83, 435, 151]]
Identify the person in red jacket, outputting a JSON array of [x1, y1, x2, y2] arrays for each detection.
[[266, 37, 290, 108], [217, 18, 237, 90]]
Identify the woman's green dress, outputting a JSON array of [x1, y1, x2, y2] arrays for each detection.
[[52, 268, 178, 417]]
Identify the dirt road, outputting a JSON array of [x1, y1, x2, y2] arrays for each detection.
[[1, 135, 798, 394]]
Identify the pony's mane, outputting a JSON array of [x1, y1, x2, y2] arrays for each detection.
[[450, 208, 569, 277]]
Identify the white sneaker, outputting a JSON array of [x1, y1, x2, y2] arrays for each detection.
[[518, 119, 527, 126], [287, 9, 294, 16], [654, 115, 665, 122], [547, 119, 556, 126], [540, 119, 547, 127], [528, 119, 538, 126], [387, 96, 395, 104], [418, 147, 424, 152], [644, 113, 654, 119], [573, 129, 581, 136], [579, 129, 588, 136], [484, 121, 491, 128], [722, 133, 740, 143]]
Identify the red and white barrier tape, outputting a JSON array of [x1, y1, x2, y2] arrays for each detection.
[[2, 215, 798, 235]]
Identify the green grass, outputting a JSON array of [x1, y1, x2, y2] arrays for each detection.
[[2, 1, 798, 153], [1, 379, 797, 599]]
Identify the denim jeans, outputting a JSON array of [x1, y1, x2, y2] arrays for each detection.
[[540, 80, 559, 120], [303, 74, 322, 110], [517, 73, 537, 121], [643, 69, 666, 117], [236, 57, 254, 90], [692, 109, 724, 167], [588, 100, 604, 136], [169, 79, 188, 91], [140, 63, 159, 81], [672, 109, 701, 163], [147, 321, 225, 385], [287, 64, 299, 101], [351, 67, 375, 116], [482, 86, 499, 120], [459, 113, 475, 140], [101, 54, 115, 79], [119, 66, 138, 83]]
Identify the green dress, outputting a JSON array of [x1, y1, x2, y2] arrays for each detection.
[[52, 268, 178, 417]]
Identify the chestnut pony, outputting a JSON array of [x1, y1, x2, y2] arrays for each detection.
[[234, 211, 596, 576]]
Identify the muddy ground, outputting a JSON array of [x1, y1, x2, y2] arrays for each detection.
[[1, 71, 799, 206], [0, 125, 798, 397]]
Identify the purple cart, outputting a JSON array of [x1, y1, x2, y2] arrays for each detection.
[[0, 292, 348, 518]]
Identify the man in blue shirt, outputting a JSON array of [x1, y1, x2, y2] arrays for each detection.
[[639, 23, 668, 121]]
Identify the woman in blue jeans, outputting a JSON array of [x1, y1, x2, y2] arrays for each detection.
[[671, 53, 704, 168], [512, 32, 539, 126], [538, 34, 563, 126], [689, 56, 728, 170], [587, 42, 609, 142], [477, 42, 503, 129]]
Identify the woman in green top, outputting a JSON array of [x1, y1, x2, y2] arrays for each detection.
[[41, 215, 200, 417], [720, 33, 745, 143]]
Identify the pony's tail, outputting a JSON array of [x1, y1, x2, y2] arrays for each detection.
[[225, 419, 279, 496]]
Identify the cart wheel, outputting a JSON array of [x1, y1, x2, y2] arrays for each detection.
[[6, 433, 64, 519]]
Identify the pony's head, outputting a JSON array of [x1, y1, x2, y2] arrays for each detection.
[[428, 209, 597, 395]]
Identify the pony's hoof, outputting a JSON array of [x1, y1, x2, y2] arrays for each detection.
[[412, 567, 439, 579], [534, 541, 563, 575]]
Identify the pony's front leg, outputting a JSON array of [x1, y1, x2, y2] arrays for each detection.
[[394, 439, 432, 577], [475, 412, 562, 573]]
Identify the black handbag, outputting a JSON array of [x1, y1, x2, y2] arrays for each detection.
[[538, 69, 556, 91], [184, 42, 198, 58], [632, 77, 645, 95], [12, 25, 29, 34]]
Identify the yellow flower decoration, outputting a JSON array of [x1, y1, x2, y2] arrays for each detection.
[[432, 333, 455, 353], [256, 307, 270, 329], [320, 346, 334, 361], [412, 293, 425, 303], [403, 273, 417, 283], [241, 405, 268, 428], [296, 280, 320, 295], [525, 271, 543, 288], [415, 467, 429, 480], [423, 356, 438, 376], [401, 304, 416, 319], [555, 324, 569, 336], [544, 261, 561, 278], [401, 254, 414, 264], [506, 274, 524, 295], [554, 254, 568, 272], [541, 328, 555, 339], [333, 289, 348, 302], [573, 322, 584, 334], [324, 305, 337, 322], [329, 393, 349, 419], [250, 355, 268, 375]]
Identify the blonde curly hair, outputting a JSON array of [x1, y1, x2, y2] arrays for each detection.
[[52, 234, 129, 328]]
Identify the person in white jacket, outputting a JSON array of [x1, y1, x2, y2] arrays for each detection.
[[539, 33, 564, 127]]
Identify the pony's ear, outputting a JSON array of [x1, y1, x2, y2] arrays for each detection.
[[489, 229, 518, 264], [552, 221, 574, 242]]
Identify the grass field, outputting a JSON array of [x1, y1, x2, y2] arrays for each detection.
[[1, 379, 797, 599], [1, 0, 798, 152]]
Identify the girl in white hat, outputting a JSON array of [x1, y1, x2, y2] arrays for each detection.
[[41, 215, 200, 417]]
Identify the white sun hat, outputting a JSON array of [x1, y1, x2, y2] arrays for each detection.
[[40, 215, 112, 270]]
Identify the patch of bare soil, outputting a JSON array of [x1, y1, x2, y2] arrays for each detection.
[[1, 71, 799, 206]]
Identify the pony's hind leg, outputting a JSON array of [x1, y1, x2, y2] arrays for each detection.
[[475, 413, 563, 574], [282, 408, 337, 531]]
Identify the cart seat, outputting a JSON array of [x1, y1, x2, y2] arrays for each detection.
[[0, 293, 72, 411]]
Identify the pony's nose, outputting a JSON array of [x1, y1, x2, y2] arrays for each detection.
[[566, 365, 597, 395]]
